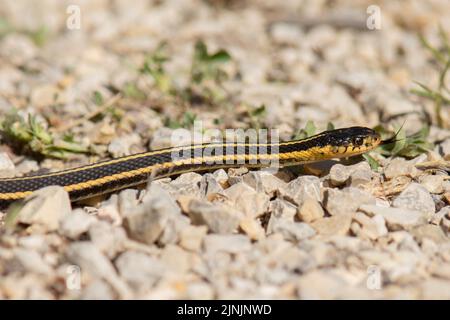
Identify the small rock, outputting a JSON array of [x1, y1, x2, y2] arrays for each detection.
[[418, 175, 445, 194], [296, 270, 351, 299], [284, 176, 322, 206], [17, 235, 49, 252], [59, 208, 97, 239], [430, 207, 449, 226], [270, 199, 297, 220], [13, 248, 53, 275], [329, 162, 373, 187], [324, 187, 376, 216], [442, 217, 450, 233], [186, 282, 214, 299], [239, 217, 265, 240], [14, 159, 39, 176], [200, 173, 224, 197], [115, 251, 165, 291], [149, 127, 177, 150], [242, 171, 287, 196], [187, 199, 241, 234], [297, 196, 324, 222], [351, 212, 388, 240], [174, 172, 203, 185], [328, 163, 350, 186], [411, 225, 448, 244], [108, 133, 141, 157], [270, 22, 303, 45], [269, 220, 316, 242], [227, 167, 249, 185], [118, 189, 140, 217], [212, 169, 229, 187], [179, 225, 208, 251], [359, 204, 426, 230], [0, 274, 53, 299], [160, 245, 192, 274], [124, 184, 189, 245], [163, 172, 203, 198], [0, 152, 15, 178], [97, 195, 122, 226], [66, 242, 132, 299], [421, 279, 450, 299], [384, 158, 418, 179], [0, 34, 37, 66], [310, 214, 352, 236], [223, 182, 269, 218], [203, 234, 251, 254], [16, 186, 71, 231], [80, 279, 115, 300], [392, 183, 435, 217], [348, 162, 374, 187], [88, 221, 128, 258]]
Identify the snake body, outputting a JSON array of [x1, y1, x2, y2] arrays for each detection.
[[0, 126, 381, 206]]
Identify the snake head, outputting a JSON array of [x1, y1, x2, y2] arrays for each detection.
[[326, 126, 381, 156]]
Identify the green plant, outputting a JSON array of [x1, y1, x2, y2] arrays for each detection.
[[293, 121, 335, 140], [187, 40, 231, 104], [92, 90, 104, 106], [191, 40, 231, 84], [166, 111, 197, 129], [363, 124, 433, 170], [0, 111, 89, 159], [293, 120, 317, 140], [26, 26, 49, 47], [247, 104, 267, 130], [412, 26, 450, 127], [122, 82, 146, 101], [140, 42, 173, 94]]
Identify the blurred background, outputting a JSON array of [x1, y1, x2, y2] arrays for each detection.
[[0, 0, 449, 166], [0, 0, 450, 300]]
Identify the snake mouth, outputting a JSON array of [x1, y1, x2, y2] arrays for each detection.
[[380, 135, 399, 146]]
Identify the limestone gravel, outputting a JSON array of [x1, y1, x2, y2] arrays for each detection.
[[0, 0, 449, 300]]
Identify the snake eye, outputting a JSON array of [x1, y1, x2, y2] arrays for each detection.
[[353, 137, 363, 146]]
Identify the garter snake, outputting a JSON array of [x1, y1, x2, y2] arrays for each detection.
[[0, 126, 382, 207]]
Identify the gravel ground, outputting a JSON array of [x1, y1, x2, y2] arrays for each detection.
[[0, 0, 450, 299]]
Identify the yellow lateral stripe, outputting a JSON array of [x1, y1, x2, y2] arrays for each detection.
[[0, 151, 300, 199], [0, 136, 323, 181]]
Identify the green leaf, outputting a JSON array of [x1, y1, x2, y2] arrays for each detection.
[[0, 111, 89, 159], [181, 111, 197, 128], [208, 50, 231, 64], [92, 91, 104, 106], [326, 122, 335, 131], [419, 33, 446, 65], [374, 124, 433, 159], [123, 83, 146, 100], [250, 104, 266, 118], [4, 202, 24, 229], [27, 26, 49, 47], [294, 121, 317, 140], [362, 153, 380, 171], [194, 41, 208, 61]]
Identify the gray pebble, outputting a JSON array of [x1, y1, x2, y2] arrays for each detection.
[[203, 234, 251, 254], [325, 187, 376, 216], [16, 186, 72, 232], [187, 199, 241, 234], [359, 204, 427, 230], [59, 209, 96, 239], [392, 183, 435, 217], [269, 220, 316, 242], [115, 251, 166, 291]]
